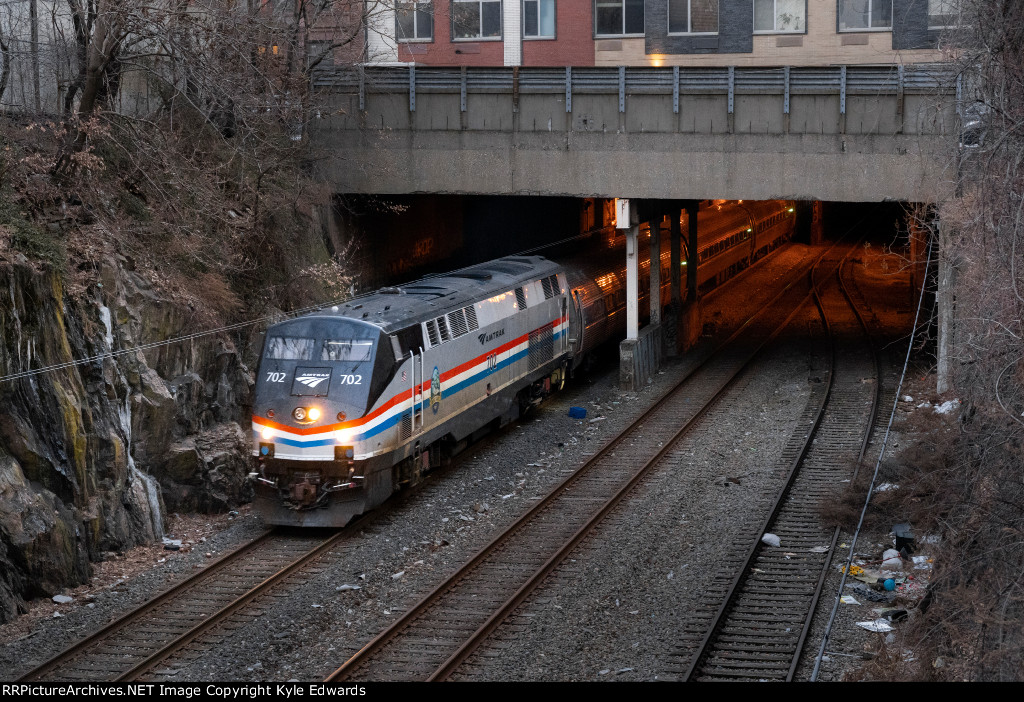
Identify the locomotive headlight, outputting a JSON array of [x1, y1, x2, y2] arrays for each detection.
[[261, 426, 276, 440], [293, 407, 307, 421], [307, 407, 322, 422]]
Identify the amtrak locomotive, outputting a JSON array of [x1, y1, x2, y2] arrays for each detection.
[[250, 201, 796, 526]]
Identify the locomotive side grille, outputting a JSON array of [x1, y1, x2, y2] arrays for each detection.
[[400, 412, 412, 440], [515, 287, 527, 311], [437, 315, 451, 342], [465, 305, 479, 330], [529, 326, 554, 371], [426, 320, 440, 347], [541, 277, 553, 299], [549, 274, 560, 294], [448, 308, 468, 337]]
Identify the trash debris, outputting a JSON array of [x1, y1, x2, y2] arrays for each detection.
[[568, 407, 587, 419], [875, 483, 898, 492], [588, 416, 606, 424], [881, 608, 908, 622], [52, 595, 72, 604], [856, 619, 895, 633], [809, 546, 829, 553], [849, 584, 896, 603], [892, 523, 915, 552], [881, 549, 903, 571], [162, 538, 182, 551], [336, 584, 361, 591], [883, 579, 896, 591], [840, 564, 865, 576], [840, 595, 861, 605], [391, 571, 405, 580], [934, 399, 960, 414], [902, 395, 914, 402], [761, 533, 781, 547], [912, 555, 932, 569]]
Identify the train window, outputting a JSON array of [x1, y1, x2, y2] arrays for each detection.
[[541, 277, 553, 299], [515, 287, 527, 310], [548, 274, 560, 294], [321, 340, 374, 362], [264, 336, 314, 360]]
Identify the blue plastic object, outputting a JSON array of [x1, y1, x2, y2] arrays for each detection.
[[883, 578, 896, 591], [568, 406, 587, 419]]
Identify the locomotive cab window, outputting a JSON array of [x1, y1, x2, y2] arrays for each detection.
[[265, 336, 315, 360], [321, 340, 374, 362]]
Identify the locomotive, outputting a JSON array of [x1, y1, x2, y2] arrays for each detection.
[[250, 200, 796, 526]]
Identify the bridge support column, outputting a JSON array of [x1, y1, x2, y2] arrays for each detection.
[[675, 200, 702, 352], [626, 224, 639, 341]]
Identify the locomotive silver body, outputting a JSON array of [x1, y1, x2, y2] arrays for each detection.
[[250, 201, 795, 526]]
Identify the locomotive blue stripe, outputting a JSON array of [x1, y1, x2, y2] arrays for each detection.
[[271, 436, 340, 448]]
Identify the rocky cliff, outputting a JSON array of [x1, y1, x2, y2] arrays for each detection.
[[0, 255, 254, 622]]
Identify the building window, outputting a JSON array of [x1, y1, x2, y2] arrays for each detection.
[[453, 0, 502, 39], [837, 0, 892, 31], [927, 0, 957, 29], [753, 0, 804, 33], [595, 0, 644, 37], [524, 0, 555, 38], [397, 1, 434, 41], [668, 0, 718, 34]]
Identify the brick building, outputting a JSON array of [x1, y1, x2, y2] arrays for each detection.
[[327, 1, 954, 67]]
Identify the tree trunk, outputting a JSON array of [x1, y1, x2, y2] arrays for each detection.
[[31, 0, 40, 112], [936, 220, 955, 394], [0, 25, 10, 108]]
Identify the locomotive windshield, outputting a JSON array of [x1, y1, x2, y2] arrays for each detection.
[[265, 337, 315, 360], [321, 340, 373, 362]]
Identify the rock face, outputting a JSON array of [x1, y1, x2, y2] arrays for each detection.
[[0, 258, 253, 622]]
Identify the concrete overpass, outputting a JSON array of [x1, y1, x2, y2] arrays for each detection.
[[312, 64, 959, 203]]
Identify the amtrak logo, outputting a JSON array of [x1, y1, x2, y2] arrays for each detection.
[[478, 328, 505, 345], [297, 375, 329, 388], [291, 367, 332, 397], [430, 366, 442, 414]]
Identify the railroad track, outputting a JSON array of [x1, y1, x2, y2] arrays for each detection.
[[16, 528, 354, 682], [671, 247, 882, 682], [325, 243, 858, 683]]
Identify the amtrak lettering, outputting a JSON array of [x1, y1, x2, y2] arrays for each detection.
[[477, 328, 505, 345]]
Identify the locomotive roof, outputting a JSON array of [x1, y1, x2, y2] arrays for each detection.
[[293, 255, 561, 334]]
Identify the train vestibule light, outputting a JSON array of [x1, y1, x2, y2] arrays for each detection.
[[788, 208, 795, 213]]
